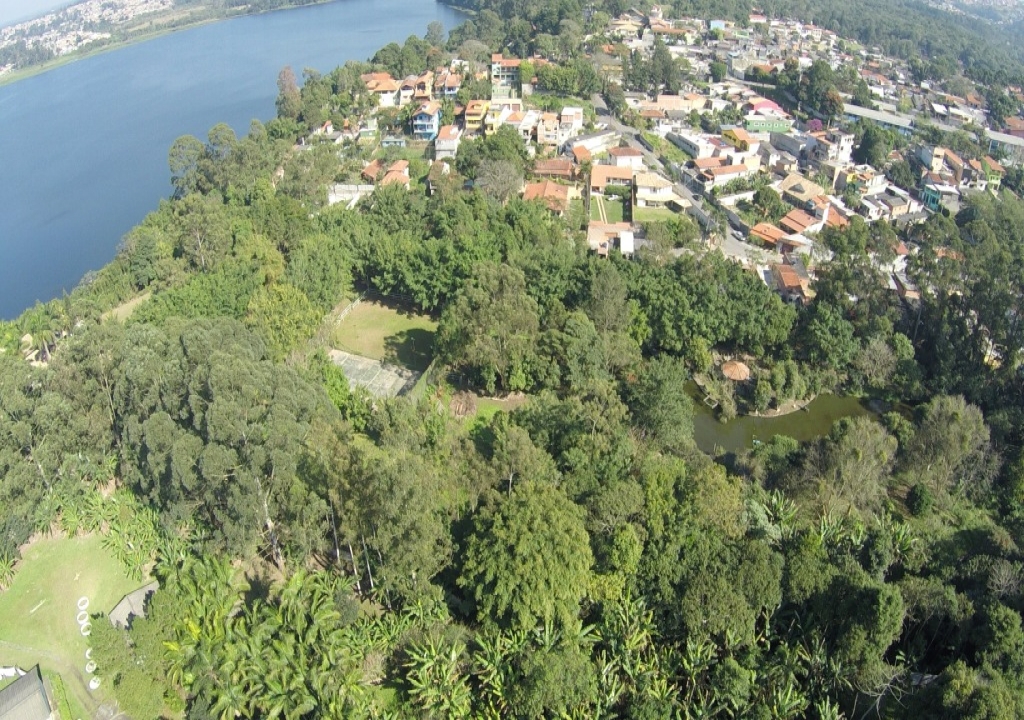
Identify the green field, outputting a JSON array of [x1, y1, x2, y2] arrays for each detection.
[[331, 300, 437, 372], [0, 535, 140, 716]]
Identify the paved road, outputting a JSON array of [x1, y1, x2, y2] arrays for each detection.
[[591, 93, 663, 171]]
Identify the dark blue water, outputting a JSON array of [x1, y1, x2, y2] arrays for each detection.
[[0, 0, 466, 318]]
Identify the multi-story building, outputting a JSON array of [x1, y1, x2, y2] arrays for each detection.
[[412, 101, 442, 141]]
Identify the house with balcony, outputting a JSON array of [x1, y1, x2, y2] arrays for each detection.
[[634, 172, 677, 208], [590, 164, 635, 194], [413, 102, 442, 141], [491, 53, 521, 91], [464, 100, 490, 134], [536, 112, 563, 148], [434, 69, 462, 99], [361, 72, 400, 108]]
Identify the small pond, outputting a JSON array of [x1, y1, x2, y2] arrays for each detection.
[[689, 382, 874, 454]]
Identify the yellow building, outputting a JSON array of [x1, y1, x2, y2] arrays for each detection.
[[464, 99, 490, 133]]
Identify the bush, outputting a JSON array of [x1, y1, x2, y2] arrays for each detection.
[[907, 483, 934, 516]]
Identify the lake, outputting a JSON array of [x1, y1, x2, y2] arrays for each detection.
[[0, 0, 467, 319]]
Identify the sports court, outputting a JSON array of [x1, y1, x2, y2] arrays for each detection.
[[328, 349, 420, 397]]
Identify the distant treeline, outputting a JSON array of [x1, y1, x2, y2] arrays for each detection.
[[448, 0, 1024, 86]]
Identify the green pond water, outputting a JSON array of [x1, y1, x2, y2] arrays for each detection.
[[690, 383, 873, 454]]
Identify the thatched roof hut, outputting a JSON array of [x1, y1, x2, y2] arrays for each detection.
[[721, 360, 751, 382]]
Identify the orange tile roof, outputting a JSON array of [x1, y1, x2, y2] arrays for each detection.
[[437, 125, 461, 141], [692, 157, 726, 170], [380, 170, 410, 187], [523, 180, 569, 212], [780, 209, 818, 234], [773, 264, 804, 291], [590, 164, 633, 187], [574, 145, 592, 162], [534, 158, 574, 178], [706, 164, 749, 177], [750, 222, 787, 245]]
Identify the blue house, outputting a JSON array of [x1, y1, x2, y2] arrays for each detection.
[[412, 101, 442, 141]]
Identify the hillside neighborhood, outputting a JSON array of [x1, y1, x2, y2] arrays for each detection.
[[304, 4, 1022, 314]]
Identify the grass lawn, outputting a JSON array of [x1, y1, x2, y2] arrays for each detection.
[[604, 198, 625, 223], [331, 300, 437, 372], [633, 205, 679, 223], [0, 534, 141, 715]]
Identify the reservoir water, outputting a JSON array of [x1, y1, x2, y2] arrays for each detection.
[[0, 0, 467, 319]]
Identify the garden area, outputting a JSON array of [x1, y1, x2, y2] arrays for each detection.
[[0, 534, 141, 718]]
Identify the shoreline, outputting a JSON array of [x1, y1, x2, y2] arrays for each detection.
[[0, 0, 338, 88]]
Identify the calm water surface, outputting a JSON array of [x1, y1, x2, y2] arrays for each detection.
[[691, 384, 873, 454], [0, 0, 466, 319]]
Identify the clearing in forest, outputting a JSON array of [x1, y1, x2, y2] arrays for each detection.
[[0, 534, 139, 718], [330, 300, 437, 373]]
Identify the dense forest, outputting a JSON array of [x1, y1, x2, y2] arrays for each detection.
[[2, 14, 1024, 720]]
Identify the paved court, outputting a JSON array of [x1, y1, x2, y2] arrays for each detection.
[[328, 349, 420, 397]]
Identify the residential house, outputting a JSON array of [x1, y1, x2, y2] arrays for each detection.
[[534, 157, 575, 181], [669, 132, 715, 159], [573, 145, 592, 164], [491, 53, 521, 91], [434, 69, 462, 99], [561, 107, 585, 136], [723, 127, 759, 153], [523, 180, 569, 215], [109, 580, 160, 629], [0, 665, 53, 720], [536, 112, 562, 148], [779, 208, 822, 235], [587, 221, 635, 256], [744, 113, 792, 133], [572, 130, 619, 156], [810, 128, 854, 166], [434, 124, 462, 160], [697, 163, 752, 192], [634, 172, 676, 208], [609, 15, 644, 39], [975, 156, 1005, 189], [778, 173, 825, 211], [920, 174, 960, 212], [363, 159, 410, 188], [590, 164, 635, 194], [412, 101, 442, 141], [361, 72, 400, 108], [464, 100, 489, 133], [608, 146, 645, 170], [771, 262, 811, 304], [750, 222, 788, 247], [769, 131, 812, 159], [380, 162, 411, 189]]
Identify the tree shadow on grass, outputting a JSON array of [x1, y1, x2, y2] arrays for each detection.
[[383, 328, 435, 372]]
